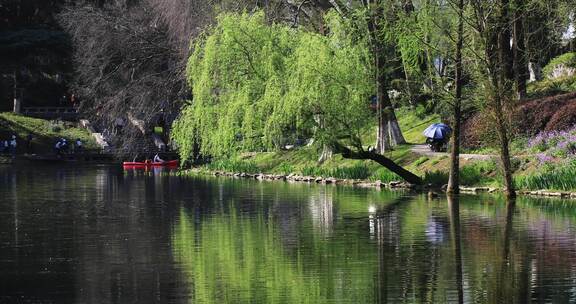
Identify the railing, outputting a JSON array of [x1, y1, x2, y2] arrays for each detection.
[[22, 107, 79, 120]]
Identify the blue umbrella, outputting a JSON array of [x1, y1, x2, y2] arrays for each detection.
[[423, 123, 452, 140]]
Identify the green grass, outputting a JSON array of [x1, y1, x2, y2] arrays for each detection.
[[369, 168, 401, 183], [459, 160, 499, 186], [423, 170, 448, 186], [186, 107, 572, 192], [0, 112, 97, 152], [206, 159, 260, 174], [515, 163, 576, 191], [414, 156, 429, 166], [397, 108, 440, 144], [301, 164, 372, 179], [359, 109, 440, 145]]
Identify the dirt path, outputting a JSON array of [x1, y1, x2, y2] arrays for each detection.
[[410, 144, 495, 160]]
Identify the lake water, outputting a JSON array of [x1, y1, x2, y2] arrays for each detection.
[[1, 165, 576, 303]]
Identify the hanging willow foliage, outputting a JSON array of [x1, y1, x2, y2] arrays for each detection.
[[172, 11, 374, 162]]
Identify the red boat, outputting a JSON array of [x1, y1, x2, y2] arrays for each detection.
[[122, 160, 179, 167]]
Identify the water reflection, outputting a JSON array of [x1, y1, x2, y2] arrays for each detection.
[[448, 195, 463, 304], [308, 187, 334, 238], [2, 165, 576, 303]]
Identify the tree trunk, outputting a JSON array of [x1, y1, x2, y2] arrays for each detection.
[[483, 0, 516, 198], [512, 0, 528, 100], [317, 144, 333, 164], [495, 103, 516, 198], [366, 0, 406, 153], [332, 142, 422, 185], [386, 95, 406, 145], [498, 0, 514, 87], [375, 51, 392, 153], [497, 0, 516, 198], [447, 0, 465, 194]]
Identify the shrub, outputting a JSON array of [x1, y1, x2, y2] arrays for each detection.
[[527, 127, 576, 165], [543, 52, 576, 78]]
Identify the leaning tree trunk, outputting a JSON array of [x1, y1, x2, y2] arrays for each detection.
[[447, 0, 465, 194], [333, 143, 422, 185]]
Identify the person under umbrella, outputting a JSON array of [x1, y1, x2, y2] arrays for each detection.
[[423, 123, 452, 152]]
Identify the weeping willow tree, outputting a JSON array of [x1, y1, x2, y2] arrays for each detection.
[[172, 11, 422, 184]]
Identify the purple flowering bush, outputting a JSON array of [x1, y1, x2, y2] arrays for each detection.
[[527, 126, 576, 166]]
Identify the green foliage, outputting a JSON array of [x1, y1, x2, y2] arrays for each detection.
[[275, 163, 294, 175], [414, 156, 429, 166], [370, 168, 400, 183], [302, 164, 371, 180], [515, 162, 576, 191], [543, 52, 576, 77], [172, 11, 373, 163], [423, 170, 448, 186], [459, 160, 498, 186], [527, 76, 576, 97], [206, 159, 260, 174]]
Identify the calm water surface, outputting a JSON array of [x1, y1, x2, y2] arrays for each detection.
[[1, 165, 576, 303]]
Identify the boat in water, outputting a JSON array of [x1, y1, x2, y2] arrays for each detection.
[[122, 160, 179, 167]]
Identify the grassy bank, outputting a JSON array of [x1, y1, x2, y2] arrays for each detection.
[[0, 112, 97, 153], [188, 111, 504, 188], [185, 108, 576, 193]]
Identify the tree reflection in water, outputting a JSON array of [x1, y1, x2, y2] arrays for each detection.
[[3, 166, 576, 303]]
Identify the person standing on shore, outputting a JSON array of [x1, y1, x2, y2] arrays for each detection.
[[9, 135, 17, 157], [75, 138, 83, 153], [25, 134, 33, 154], [1, 139, 8, 154]]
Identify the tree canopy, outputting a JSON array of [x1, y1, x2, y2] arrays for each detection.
[[173, 11, 374, 162]]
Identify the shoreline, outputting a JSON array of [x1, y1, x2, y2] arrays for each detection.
[[179, 168, 576, 200]]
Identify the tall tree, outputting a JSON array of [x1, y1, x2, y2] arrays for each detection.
[[362, 0, 407, 153], [173, 12, 423, 184], [512, 0, 528, 99], [59, 1, 183, 154], [447, 0, 466, 194], [469, 0, 517, 197]]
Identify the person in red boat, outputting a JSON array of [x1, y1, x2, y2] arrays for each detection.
[[153, 153, 164, 163]]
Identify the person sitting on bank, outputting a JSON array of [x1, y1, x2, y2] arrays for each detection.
[[61, 139, 68, 153], [54, 140, 63, 155], [75, 138, 83, 153], [153, 153, 164, 163]]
